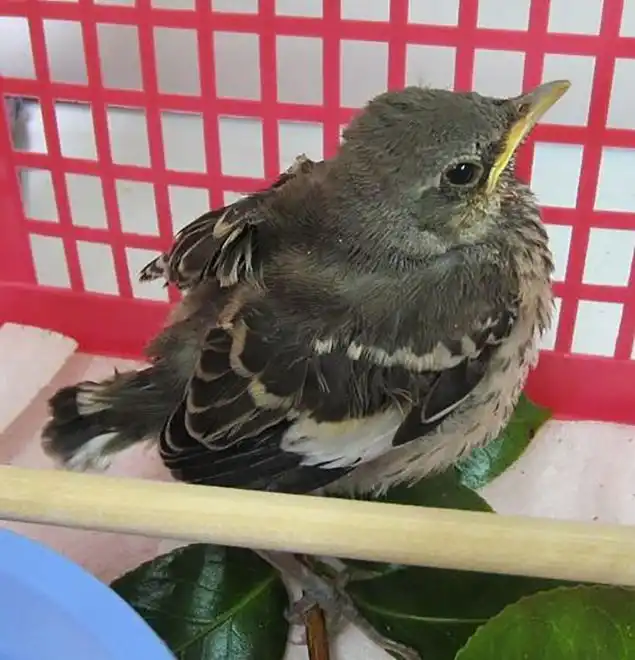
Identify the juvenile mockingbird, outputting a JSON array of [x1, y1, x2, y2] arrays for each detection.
[[42, 80, 570, 659]]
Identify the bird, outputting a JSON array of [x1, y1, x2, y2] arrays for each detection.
[[41, 79, 570, 659]]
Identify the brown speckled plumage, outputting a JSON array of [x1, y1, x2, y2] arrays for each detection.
[[42, 82, 568, 498]]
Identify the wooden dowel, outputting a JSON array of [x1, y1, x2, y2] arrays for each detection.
[[0, 465, 633, 586]]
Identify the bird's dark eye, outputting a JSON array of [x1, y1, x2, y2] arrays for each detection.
[[443, 161, 482, 187]]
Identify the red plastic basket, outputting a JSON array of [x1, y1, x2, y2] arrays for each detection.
[[0, 0, 633, 425]]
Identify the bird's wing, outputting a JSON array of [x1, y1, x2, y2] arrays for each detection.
[[158, 288, 519, 494], [139, 154, 316, 290], [158, 309, 367, 493], [390, 304, 519, 448]]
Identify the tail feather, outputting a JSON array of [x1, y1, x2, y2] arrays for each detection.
[[42, 366, 182, 471], [43, 383, 123, 470]]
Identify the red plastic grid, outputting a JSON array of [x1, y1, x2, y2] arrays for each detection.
[[0, 0, 634, 424]]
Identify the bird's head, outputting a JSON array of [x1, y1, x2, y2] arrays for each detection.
[[336, 80, 570, 246]]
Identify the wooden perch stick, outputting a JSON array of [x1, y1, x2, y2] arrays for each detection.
[[0, 465, 633, 586]]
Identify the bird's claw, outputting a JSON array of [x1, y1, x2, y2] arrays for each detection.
[[284, 576, 421, 660], [258, 551, 421, 660], [284, 582, 348, 636]]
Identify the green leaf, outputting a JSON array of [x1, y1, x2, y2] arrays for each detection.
[[342, 471, 580, 660], [378, 470, 493, 513], [455, 585, 635, 659], [455, 394, 552, 490], [111, 544, 289, 660], [347, 568, 576, 660]]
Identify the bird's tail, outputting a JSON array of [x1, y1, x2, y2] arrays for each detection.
[[42, 364, 182, 471]]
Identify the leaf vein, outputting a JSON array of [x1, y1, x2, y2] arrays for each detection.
[[171, 574, 279, 654], [354, 597, 489, 625]]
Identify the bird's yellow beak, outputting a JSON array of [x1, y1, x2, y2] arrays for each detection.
[[485, 79, 571, 194]]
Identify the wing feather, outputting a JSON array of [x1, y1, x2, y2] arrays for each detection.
[[139, 154, 316, 290], [159, 297, 519, 493]]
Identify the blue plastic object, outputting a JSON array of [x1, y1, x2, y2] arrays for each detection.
[[0, 529, 175, 660]]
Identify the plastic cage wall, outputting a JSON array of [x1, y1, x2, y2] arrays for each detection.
[[0, 0, 634, 424]]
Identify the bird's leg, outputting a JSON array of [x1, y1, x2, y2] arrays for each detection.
[[254, 549, 348, 646], [255, 550, 422, 660]]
